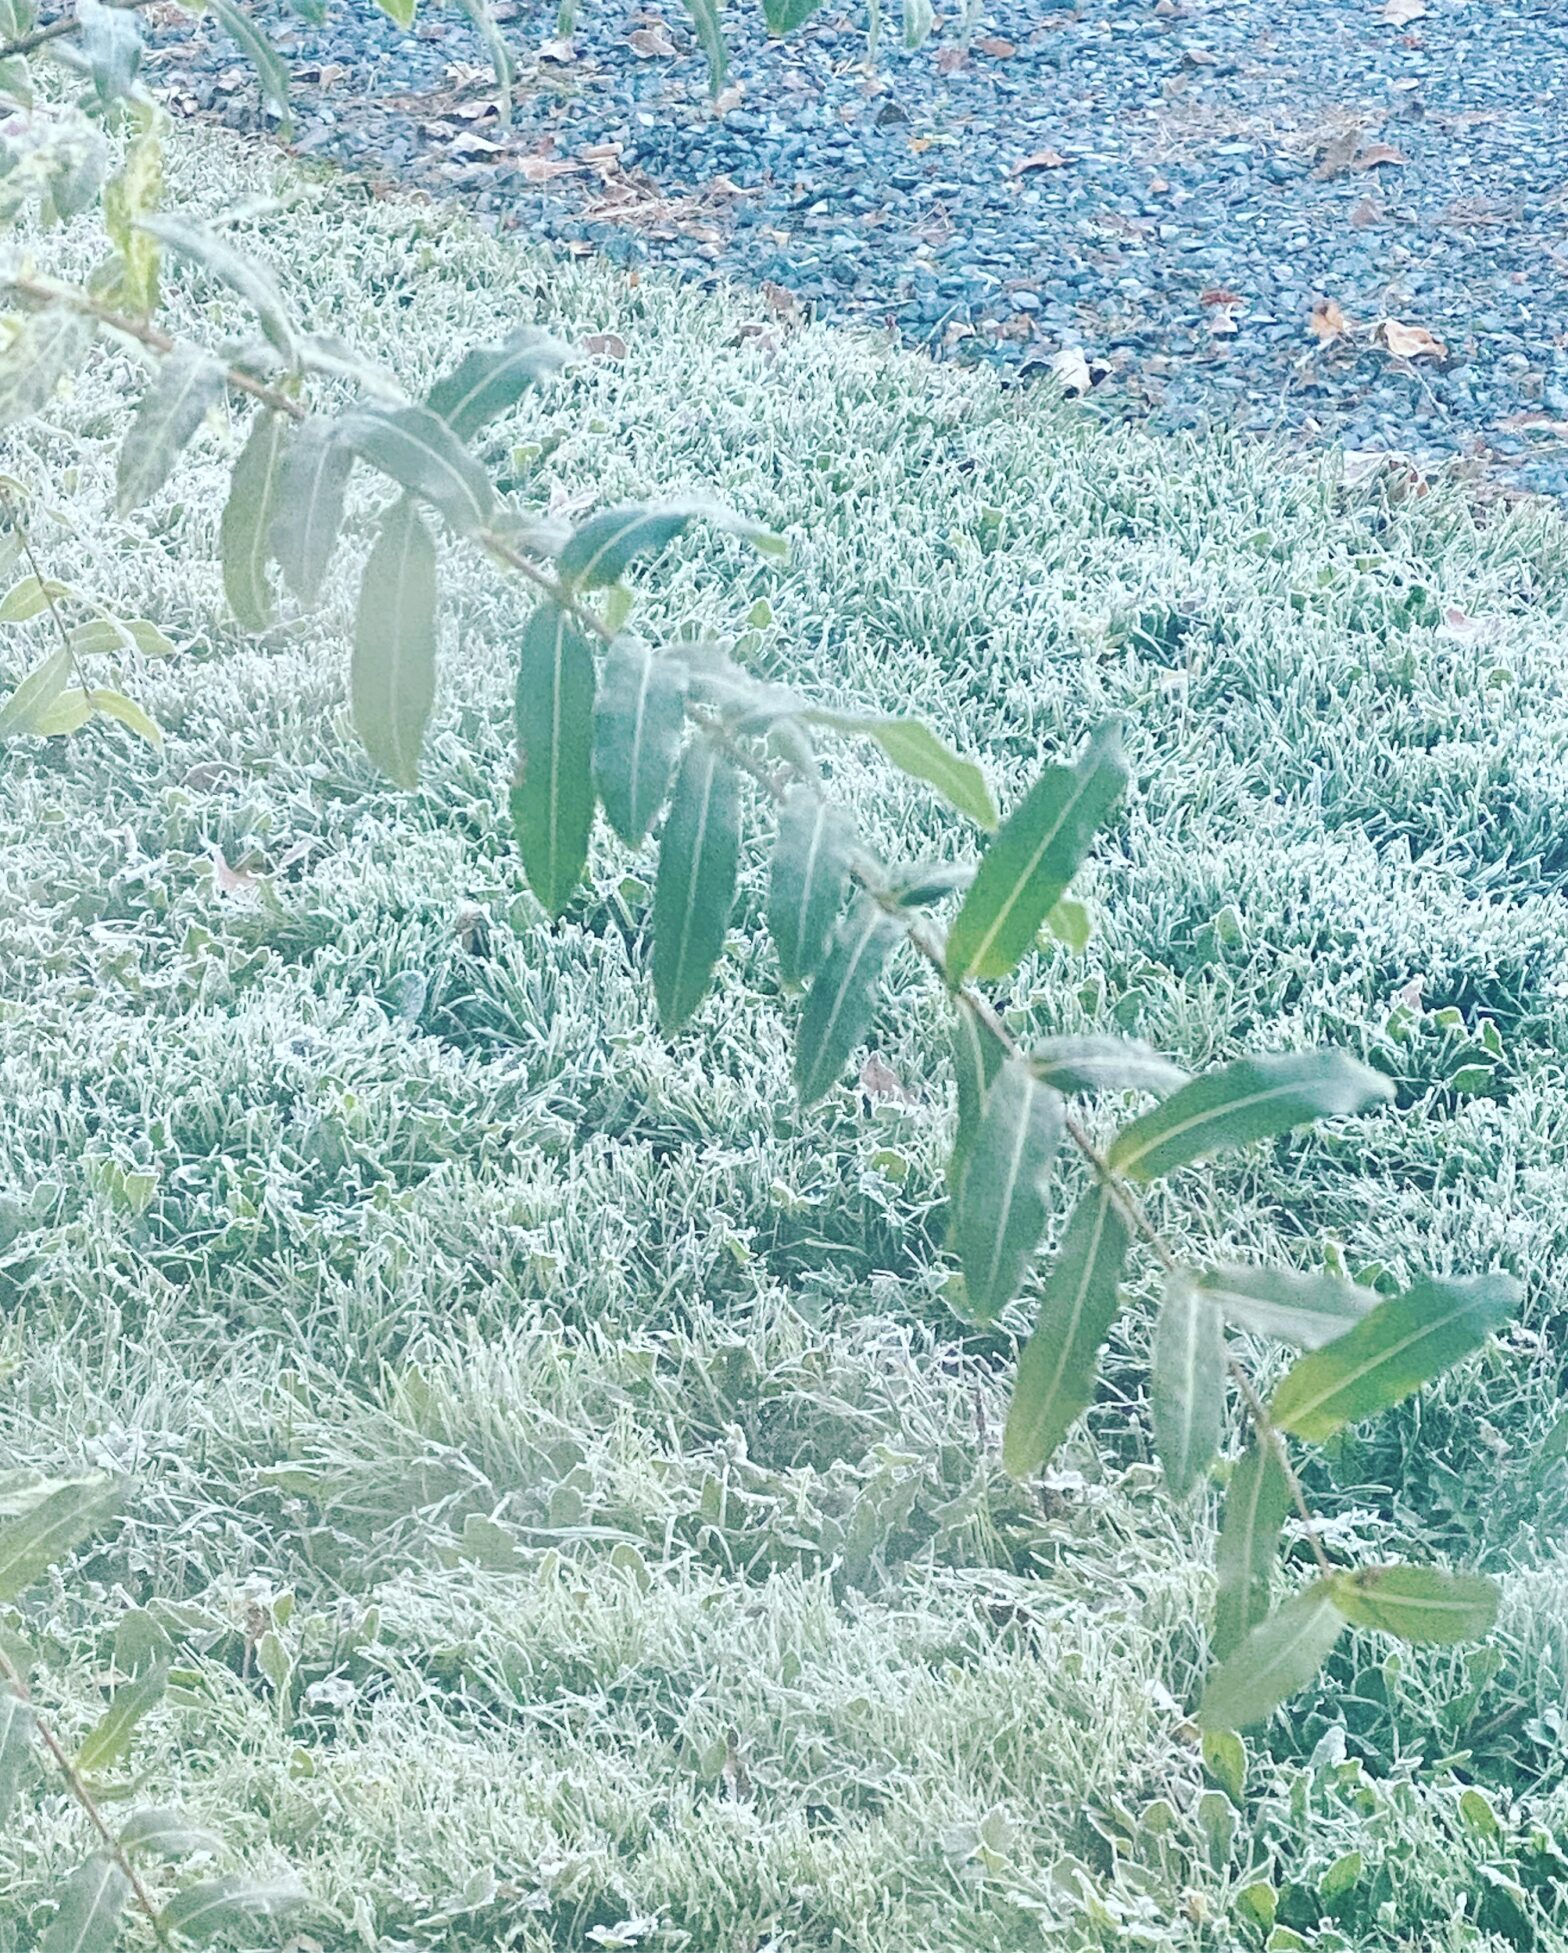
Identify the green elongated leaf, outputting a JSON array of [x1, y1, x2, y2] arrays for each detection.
[[1327, 1565, 1499, 1645], [1003, 1184, 1129, 1477], [68, 616, 133, 656], [451, 0, 514, 119], [902, 0, 932, 47], [0, 573, 74, 621], [26, 689, 92, 736], [160, 1876, 306, 1940], [116, 349, 223, 513], [39, 1855, 131, 1953], [1030, 1037, 1190, 1098], [425, 327, 567, 438], [0, 646, 72, 739], [682, 644, 804, 733], [0, 308, 92, 430], [372, 0, 415, 24], [652, 741, 741, 1032], [1151, 1272, 1225, 1498], [1043, 894, 1092, 953], [76, 0, 141, 103], [0, 1474, 120, 1600], [946, 718, 1126, 983], [337, 404, 494, 538], [1107, 1049, 1394, 1183], [47, 687, 161, 746], [558, 499, 782, 591], [794, 894, 903, 1105], [142, 217, 296, 364], [219, 409, 289, 632], [769, 786, 854, 985], [1198, 1585, 1347, 1731], [1271, 1273, 1522, 1443], [763, 0, 826, 32], [270, 421, 352, 607], [1199, 1264, 1379, 1352], [948, 1008, 1007, 1193], [207, 0, 290, 126], [678, 0, 726, 91], [352, 496, 438, 789], [1213, 1441, 1292, 1660], [0, 1687, 35, 1827], [75, 1663, 166, 1775], [807, 711, 998, 830], [119, 1806, 222, 1859], [951, 1059, 1063, 1322], [511, 601, 596, 916], [593, 635, 687, 844]]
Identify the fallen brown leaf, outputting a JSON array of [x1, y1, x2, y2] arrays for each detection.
[[935, 46, 967, 73], [1353, 142, 1407, 169], [975, 34, 1015, 54], [515, 153, 578, 183], [1048, 346, 1094, 395], [582, 332, 627, 360], [1308, 297, 1352, 343], [860, 1055, 916, 1102], [1148, 174, 1171, 193], [1011, 148, 1069, 174], [761, 280, 801, 318], [1378, 318, 1447, 360], [1198, 286, 1242, 307], [209, 846, 260, 895], [1208, 303, 1239, 337], [1349, 195, 1382, 228], [712, 82, 744, 115], [628, 24, 677, 55], [537, 35, 575, 60]]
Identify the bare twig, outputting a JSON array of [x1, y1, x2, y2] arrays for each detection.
[[0, 0, 160, 64]]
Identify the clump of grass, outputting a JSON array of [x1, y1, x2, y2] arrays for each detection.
[[2, 122, 1568, 1948]]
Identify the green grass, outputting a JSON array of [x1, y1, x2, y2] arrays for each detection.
[[5, 123, 1568, 1950]]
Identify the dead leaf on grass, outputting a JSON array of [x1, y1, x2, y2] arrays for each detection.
[[209, 846, 260, 896], [582, 332, 628, 360]]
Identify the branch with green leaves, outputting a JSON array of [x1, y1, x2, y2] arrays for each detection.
[[0, 211, 1526, 1745]]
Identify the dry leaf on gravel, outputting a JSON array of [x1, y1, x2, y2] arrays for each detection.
[[1308, 297, 1352, 343], [1349, 195, 1382, 228], [516, 153, 578, 182], [628, 24, 677, 56], [1011, 148, 1069, 173], [1353, 143, 1407, 169], [1380, 0, 1427, 23], [712, 83, 743, 115], [1048, 346, 1094, 395], [935, 46, 967, 72], [975, 35, 1016, 55], [1378, 318, 1447, 360], [1199, 286, 1242, 307]]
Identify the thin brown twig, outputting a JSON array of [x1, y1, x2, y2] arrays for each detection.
[[0, 1646, 172, 1948], [3, 273, 1336, 1576]]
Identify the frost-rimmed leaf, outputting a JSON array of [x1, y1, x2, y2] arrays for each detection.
[[0, 1474, 121, 1600], [271, 419, 352, 605], [119, 1806, 222, 1860], [951, 1058, 1063, 1322], [1107, 1049, 1394, 1183], [208, 0, 291, 127], [38, 1854, 130, 1953], [1327, 1565, 1499, 1645], [1213, 1441, 1292, 1660], [946, 717, 1126, 983], [1003, 1184, 1129, 1476], [1198, 1584, 1347, 1731], [683, 643, 804, 733], [769, 786, 854, 985], [0, 647, 72, 740], [807, 711, 998, 830], [0, 308, 92, 429], [351, 495, 438, 789], [1199, 1264, 1379, 1351], [116, 348, 222, 514], [1271, 1273, 1522, 1443], [1030, 1037, 1190, 1098], [142, 217, 296, 363], [0, 1687, 35, 1826], [512, 601, 596, 916], [949, 1008, 1006, 1193], [160, 1875, 306, 1940], [652, 740, 741, 1032], [558, 499, 783, 591], [1151, 1272, 1225, 1498], [75, 1662, 167, 1775], [594, 636, 686, 844], [76, 0, 141, 103], [794, 893, 902, 1105], [425, 327, 568, 438], [219, 409, 289, 631], [336, 404, 494, 538]]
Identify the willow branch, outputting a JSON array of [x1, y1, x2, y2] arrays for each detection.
[[0, 0, 160, 64]]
